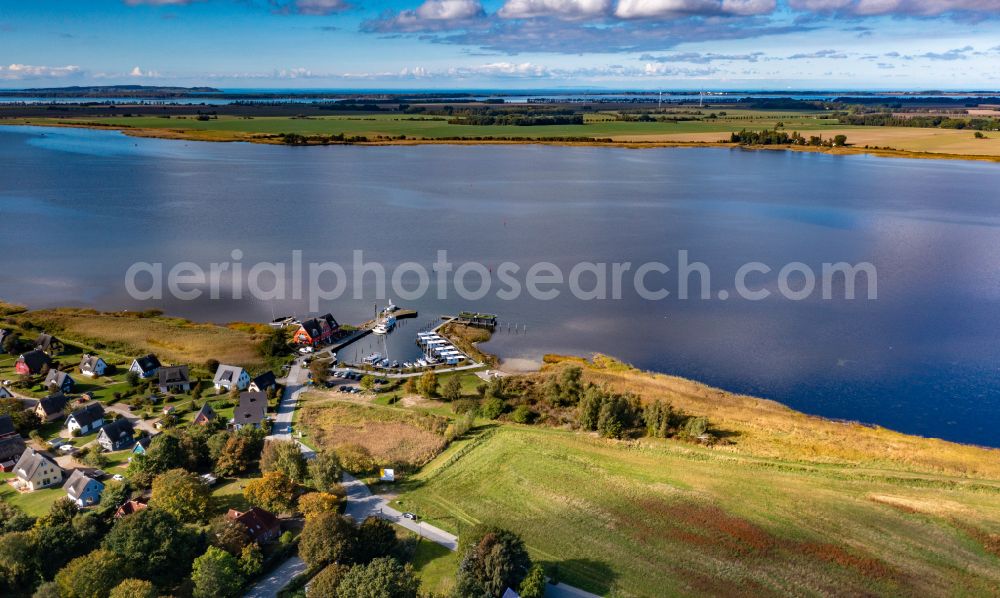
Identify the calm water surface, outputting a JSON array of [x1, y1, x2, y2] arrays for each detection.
[[2, 126, 999, 446]]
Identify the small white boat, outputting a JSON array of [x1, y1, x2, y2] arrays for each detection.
[[416, 359, 428, 367], [373, 323, 389, 335]]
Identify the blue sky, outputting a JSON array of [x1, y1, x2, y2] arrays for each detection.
[[0, 0, 998, 88]]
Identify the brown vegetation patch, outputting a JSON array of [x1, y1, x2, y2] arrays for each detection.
[[797, 542, 898, 581], [302, 402, 448, 469], [438, 323, 496, 366]]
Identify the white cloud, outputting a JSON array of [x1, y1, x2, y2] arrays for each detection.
[[273, 0, 350, 15], [0, 64, 80, 80], [789, 0, 1000, 16], [129, 66, 161, 77], [498, 0, 612, 19], [615, 0, 775, 18], [416, 0, 485, 19]]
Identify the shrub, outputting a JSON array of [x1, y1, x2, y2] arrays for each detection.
[[480, 397, 505, 420], [336, 443, 376, 473], [511, 405, 536, 424]]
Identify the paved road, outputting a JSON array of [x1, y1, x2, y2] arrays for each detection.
[[342, 472, 459, 551], [242, 555, 307, 598], [267, 359, 315, 458]]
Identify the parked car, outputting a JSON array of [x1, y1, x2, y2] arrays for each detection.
[[298, 346, 314, 354], [402, 512, 418, 520]]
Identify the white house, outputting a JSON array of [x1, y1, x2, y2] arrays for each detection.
[[66, 403, 105, 435], [214, 365, 250, 392], [79, 354, 108, 377], [13, 448, 63, 492]]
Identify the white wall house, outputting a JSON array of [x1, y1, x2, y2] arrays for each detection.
[[214, 365, 250, 391]]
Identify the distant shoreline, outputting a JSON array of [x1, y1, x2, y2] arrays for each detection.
[[4, 120, 999, 164]]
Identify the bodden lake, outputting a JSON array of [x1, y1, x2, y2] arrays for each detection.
[[2, 126, 999, 446]]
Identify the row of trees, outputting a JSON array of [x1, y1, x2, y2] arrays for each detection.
[[730, 129, 847, 148], [836, 111, 1000, 131]]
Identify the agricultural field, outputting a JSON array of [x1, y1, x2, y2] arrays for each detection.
[[394, 425, 1000, 598], [6, 110, 1000, 158]]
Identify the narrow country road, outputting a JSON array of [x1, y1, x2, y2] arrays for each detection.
[[342, 472, 458, 551]]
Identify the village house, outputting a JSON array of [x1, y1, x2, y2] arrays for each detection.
[[193, 403, 217, 426], [0, 415, 16, 439], [98, 418, 135, 451], [66, 403, 105, 435], [0, 436, 27, 471], [226, 507, 281, 543], [214, 364, 250, 392], [13, 448, 63, 491], [292, 314, 339, 346], [249, 371, 277, 393], [45, 369, 76, 394], [78, 354, 108, 377], [114, 498, 148, 519], [63, 469, 104, 507], [15, 349, 52, 376], [158, 365, 191, 393], [0, 387, 12, 399], [131, 435, 152, 456], [35, 333, 62, 355], [232, 391, 267, 430], [35, 392, 69, 422], [130, 354, 162, 379]]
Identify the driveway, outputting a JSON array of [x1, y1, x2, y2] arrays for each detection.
[[267, 359, 314, 459], [242, 555, 307, 598]]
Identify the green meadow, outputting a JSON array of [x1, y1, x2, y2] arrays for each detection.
[[393, 426, 1000, 598]]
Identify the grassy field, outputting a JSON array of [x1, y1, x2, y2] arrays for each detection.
[[395, 426, 1000, 597], [3, 306, 266, 369], [299, 398, 450, 471], [3, 112, 848, 140], [6, 111, 1000, 159], [0, 473, 64, 517], [548, 355, 1000, 479]]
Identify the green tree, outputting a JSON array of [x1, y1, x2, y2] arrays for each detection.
[[243, 470, 298, 514], [520, 564, 547, 598], [102, 509, 200, 586], [0, 398, 41, 435], [596, 393, 641, 439], [456, 526, 532, 598], [0, 502, 34, 533], [357, 516, 398, 563], [260, 439, 307, 483], [0, 530, 38, 594], [55, 550, 125, 598], [309, 563, 348, 598], [215, 432, 261, 476], [258, 327, 290, 358], [360, 374, 375, 392], [643, 400, 673, 438], [480, 396, 505, 420], [238, 543, 264, 578], [98, 480, 130, 514], [557, 366, 583, 405], [442, 376, 462, 402], [403, 377, 417, 395], [418, 370, 438, 398], [126, 370, 140, 387], [151, 468, 211, 523], [299, 511, 358, 568], [108, 578, 156, 598], [577, 386, 604, 431], [337, 557, 419, 598], [308, 450, 343, 492], [192, 546, 243, 598], [209, 517, 252, 556]]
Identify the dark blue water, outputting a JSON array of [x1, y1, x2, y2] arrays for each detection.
[[1, 125, 999, 447]]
